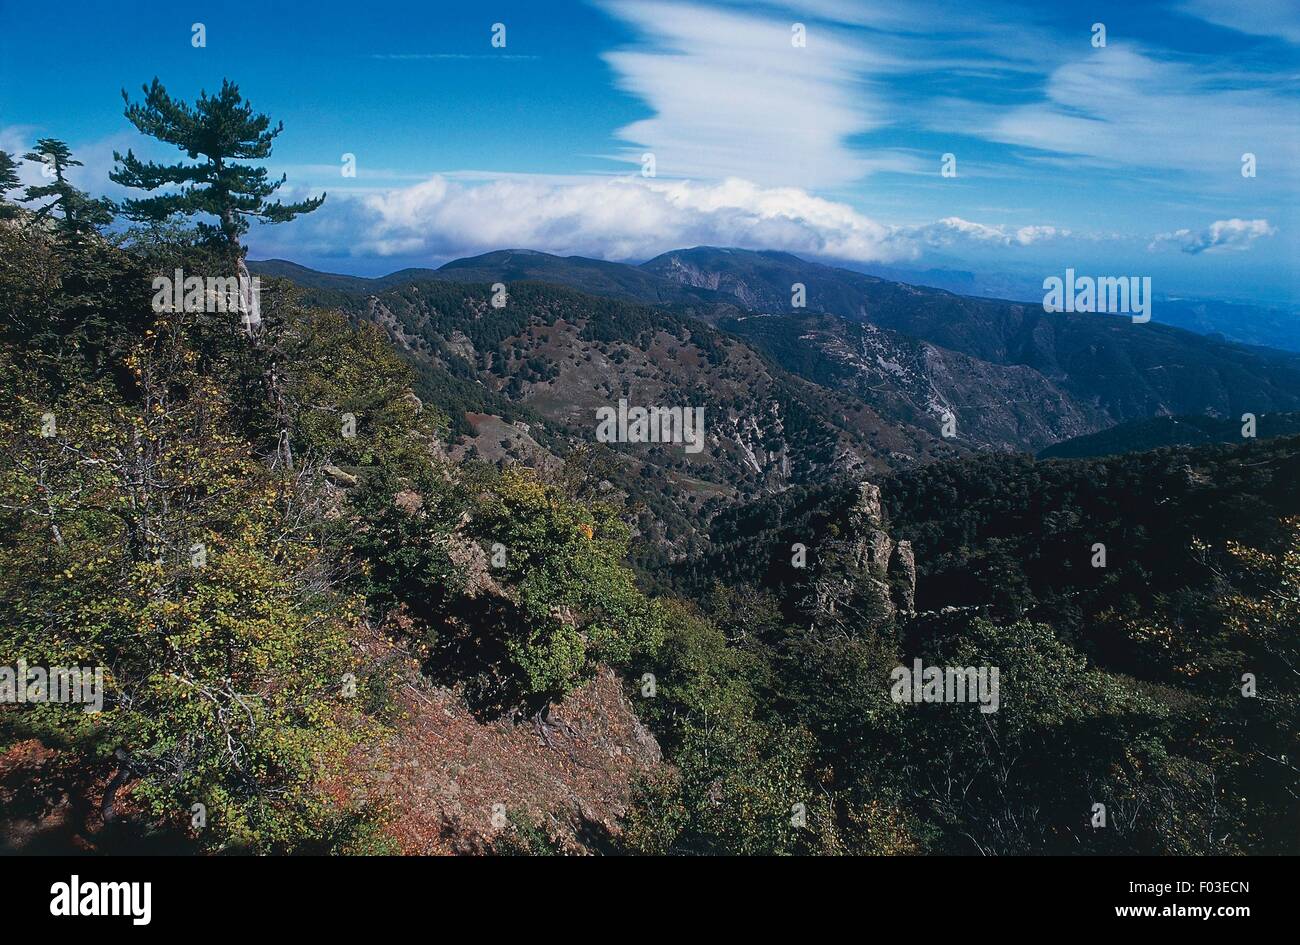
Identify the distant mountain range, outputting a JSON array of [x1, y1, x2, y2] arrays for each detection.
[[253, 247, 1300, 423], [249, 246, 1300, 564], [837, 262, 1300, 352], [256, 248, 1300, 352]]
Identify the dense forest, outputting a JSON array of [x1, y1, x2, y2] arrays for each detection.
[[1, 80, 1295, 856]]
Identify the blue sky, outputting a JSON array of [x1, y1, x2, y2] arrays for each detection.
[[1, 0, 1297, 303]]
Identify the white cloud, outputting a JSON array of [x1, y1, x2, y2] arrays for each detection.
[[269, 174, 903, 262], [1148, 218, 1277, 254], [902, 216, 1067, 248], [594, 0, 889, 188], [0, 127, 36, 161], [249, 171, 1070, 268]]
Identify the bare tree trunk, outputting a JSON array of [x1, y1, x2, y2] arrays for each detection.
[[268, 356, 294, 471], [232, 240, 258, 337], [238, 254, 258, 336], [219, 201, 257, 338], [101, 748, 131, 823], [221, 221, 289, 467]]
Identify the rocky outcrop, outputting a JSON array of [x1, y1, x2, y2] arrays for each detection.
[[402, 390, 424, 414], [807, 480, 918, 629], [854, 480, 883, 522], [892, 540, 917, 613], [394, 489, 424, 515]]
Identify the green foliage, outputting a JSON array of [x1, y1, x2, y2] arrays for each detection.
[[617, 601, 814, 854], [1040, 412, 1300, 459], [638, 434, 1300, 854], [4, 79, 1296, 858], [0, 149, 22, 219], [490, 810, 566, 855], [0, 175, 151, 375], [636, 600, 762, 749], [112, 78, 324, 258], [19, 139, 116, 240], [275, 308, 445, 465], [469, 468, 664, 698], [0, 304, 369, 852], [618, 772, 690, 855]]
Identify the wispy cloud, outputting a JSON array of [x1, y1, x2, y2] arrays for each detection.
[[592, 0, 1298, 229], [1178, 0, 1300, 45], [940, 44, 1299, 183], [594, 0, 890, 188]]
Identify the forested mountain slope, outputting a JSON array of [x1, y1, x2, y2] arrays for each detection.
[[265, 273, 968, 567], [4, 75, 1293, 858], [1039, 412, 1300, 458], [646, 247, 1300, 426], [255, 249, 1300, 455]]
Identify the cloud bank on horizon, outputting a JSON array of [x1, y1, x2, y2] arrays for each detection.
[[252, 174, 1079, 265]]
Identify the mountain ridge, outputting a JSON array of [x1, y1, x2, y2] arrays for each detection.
[[251, 248, 1300, 453]]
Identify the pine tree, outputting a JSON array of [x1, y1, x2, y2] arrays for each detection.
[[0, 149, 21, 220], [112, 78, 327, 465], [18, 139, 115, 238], [111, 78, 325, 284]]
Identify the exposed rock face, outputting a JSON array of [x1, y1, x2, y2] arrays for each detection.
[[892, 540, 917, 614], [729, 314, 1105, 453], [807, 480, 918, 629], [852, 482, 899, 619], [649, 252, 768, 309], [394, 489, 424, 515], [865, 529, 893, 577], [402, 390, 424, 414], [852, 481, 884, 525], [445, 532, 500, 599]]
